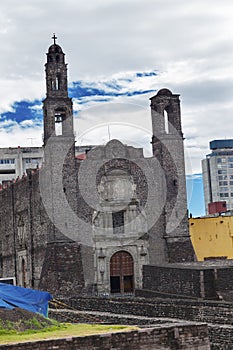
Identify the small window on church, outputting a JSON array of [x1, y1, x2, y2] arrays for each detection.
[[164, 109, 169, 133], [112, 211, 124, 234], [55, 112, 64, 136], [56, 55, 60, 63], [56, 75, 61, 90]]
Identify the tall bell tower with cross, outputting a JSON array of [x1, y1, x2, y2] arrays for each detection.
[[43, 34, 74, 145], [41, 35, 77, 243]]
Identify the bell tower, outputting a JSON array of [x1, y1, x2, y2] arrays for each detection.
[[150, 88, 195, 262], [41, 35, 77, 243], [43, 34, 74, 145]]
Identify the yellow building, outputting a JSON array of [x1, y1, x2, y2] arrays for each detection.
[[189, 216, 233, 261]]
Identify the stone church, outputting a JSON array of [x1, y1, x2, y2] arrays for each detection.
[[0, 38, 194, 297]]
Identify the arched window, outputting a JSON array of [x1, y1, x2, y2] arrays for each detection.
[[164, 108, 169, 133], [54, 109, 66, 136], [56, 75, 61, 90]]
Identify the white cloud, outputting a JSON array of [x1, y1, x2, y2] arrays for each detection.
[[0, 0, 233, 175], [0, 123, 42, 148]]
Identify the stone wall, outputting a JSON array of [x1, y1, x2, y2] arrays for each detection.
[[141, 264, 233, 300], [0, 168, 89, 295], [61, 296, 233, 348], [0, 171, 49, 289], [0, 323, 210, 350], [38, 241, 86, 297], [142, 265, 203, 298], [66, 296, 233, 326], [50, 308, 233, 348]]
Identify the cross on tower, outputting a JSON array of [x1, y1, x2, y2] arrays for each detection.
[[52, 33, 57, 45]]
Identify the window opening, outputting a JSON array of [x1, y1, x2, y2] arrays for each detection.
[[56, 75, 60, 90], [112, 210, 124, 234], [55, 112, 65, 136], [164, 109, 169, 133]]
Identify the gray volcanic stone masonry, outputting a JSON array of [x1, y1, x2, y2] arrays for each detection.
[[0, 323, 210, 350], [0, 40, 195, 297]]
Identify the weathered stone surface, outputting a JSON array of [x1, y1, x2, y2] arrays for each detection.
[[0, 41, 195, 298], [0, 323, 210, 350]]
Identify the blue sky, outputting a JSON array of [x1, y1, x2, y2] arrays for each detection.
[[186, 175, 205, 217], [0, 71, 206, 216], [0, 0, 233, 217]]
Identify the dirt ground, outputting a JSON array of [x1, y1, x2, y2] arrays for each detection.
[[0, 308, 54, 332]]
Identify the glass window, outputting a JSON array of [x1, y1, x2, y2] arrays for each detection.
[[112, 211, 124, 234], [0, 159, 15, 164], [219, 181, 228, 186], [218, 175, 228, 180], [25, 158, 39, 164], [220, 193, 229, 197], [217, 163, 227, 169], [217, 157, 227, 163], [218, 170, 227, 174], [219, 186, 228, 192]]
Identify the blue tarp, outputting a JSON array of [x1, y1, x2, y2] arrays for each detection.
[[0, 283, 52, 317], [0, 298, 14, 309]]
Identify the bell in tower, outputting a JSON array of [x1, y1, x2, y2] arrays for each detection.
[[43, 34, 74, 145]]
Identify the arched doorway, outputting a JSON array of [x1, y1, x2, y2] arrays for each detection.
[[110, 251, 134, 294]]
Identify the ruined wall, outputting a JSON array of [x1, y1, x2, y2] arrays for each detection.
[[0, 166, 89, 295], [38, 241, 85, 297], [0, 324, 210, 350], [0, 172, 49, 288], [64, 295, 233, 348], [141, 264, 233, 301]]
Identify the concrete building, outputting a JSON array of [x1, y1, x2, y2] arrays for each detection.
[[0, 37, 195, 297], [0, 147, 43, 183], [189, 214, 233, 261], [0, 145, 93, 184], [202, 139, 233, 213]]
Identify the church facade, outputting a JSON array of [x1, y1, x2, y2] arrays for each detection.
[[0, 39, 194, 297]]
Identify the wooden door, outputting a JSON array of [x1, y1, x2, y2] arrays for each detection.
[[110, 251, 134, 294]]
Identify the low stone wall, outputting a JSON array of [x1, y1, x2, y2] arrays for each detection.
[[50, 308, 185, 325], [142, 264, 233, 302], [208, 324, 233, 350], [0, 323, 210, 350], [67, 296, 233, 325], [61, 296, 233, 348]]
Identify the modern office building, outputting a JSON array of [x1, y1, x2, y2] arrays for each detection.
[[202, 139, 233, 213], [0, 145, 94, 184], [0, 147, 43, 183]]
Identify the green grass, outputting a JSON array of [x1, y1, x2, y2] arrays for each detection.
[[0, 317, 56, 334], [0, 323, 137, 345]]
